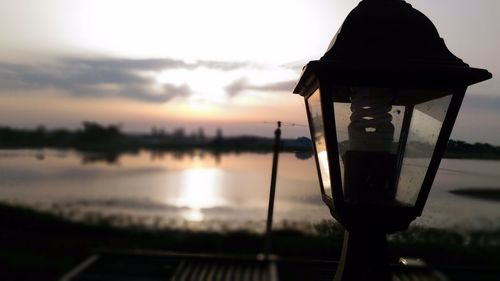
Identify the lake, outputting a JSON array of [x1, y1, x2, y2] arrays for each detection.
[[0, 149, 499, 232]]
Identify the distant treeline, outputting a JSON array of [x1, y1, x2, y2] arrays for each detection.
[[1, 122, 499, 159], [444, 140, 500, 159], [0, 122, 312, 153]]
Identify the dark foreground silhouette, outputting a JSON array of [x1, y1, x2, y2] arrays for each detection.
[[0, 203, 499, 280]]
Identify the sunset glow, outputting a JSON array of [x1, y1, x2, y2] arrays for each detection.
[[0, 0, 498, 142]]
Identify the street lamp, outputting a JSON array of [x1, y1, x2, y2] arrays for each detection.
[[294, 0, 491, 280]]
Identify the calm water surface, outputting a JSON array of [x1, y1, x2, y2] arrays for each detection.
[[0, 149, 499, 232]]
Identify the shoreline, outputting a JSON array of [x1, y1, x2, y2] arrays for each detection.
[[3, 146, 500, 161]]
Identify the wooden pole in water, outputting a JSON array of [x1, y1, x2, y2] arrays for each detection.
[[264, 121, 281, 258]]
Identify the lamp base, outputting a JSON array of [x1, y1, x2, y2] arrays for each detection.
[[334, 230, 391, 281]]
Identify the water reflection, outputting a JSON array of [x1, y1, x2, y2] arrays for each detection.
[[177, 167, 224, 222], [150, 149, 224, 164], [295, 151, 313, 160], [81, 152, 122, 165], [77, 149, 311, 166], [0, 149, 499, 232]]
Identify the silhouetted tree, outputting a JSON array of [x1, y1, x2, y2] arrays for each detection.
[[197, 127, 206, 142], [76, 121, 125, 150], [172, 128, 185, 141], [215, 128, 223, 140]]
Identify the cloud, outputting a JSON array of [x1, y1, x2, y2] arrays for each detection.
[[197, 60, 250, 71], [281, 61, 307, 72], [258, 80, 297, 92], [64, 58, 250, 71], [225, 78, 296, 97], [0, 58, 253, 102], [225, 78, 248, 97]]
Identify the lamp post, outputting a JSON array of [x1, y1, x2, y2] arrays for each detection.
[[293, 0, 491, 280]]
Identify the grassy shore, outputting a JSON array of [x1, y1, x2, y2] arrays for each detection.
[[0, 203, 335, 280], [1, 203, 499, 280]]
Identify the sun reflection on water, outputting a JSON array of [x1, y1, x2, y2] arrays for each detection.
[[176, 167, 224, 222], [183, 208, 205, 222]]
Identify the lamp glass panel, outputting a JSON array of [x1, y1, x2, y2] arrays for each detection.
[[395, 94, 452, 206], [333, 87, 406, 205], [307, 89, 331, 197]]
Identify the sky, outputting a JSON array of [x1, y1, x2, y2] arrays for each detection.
[[0, 0, 499, 143]]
